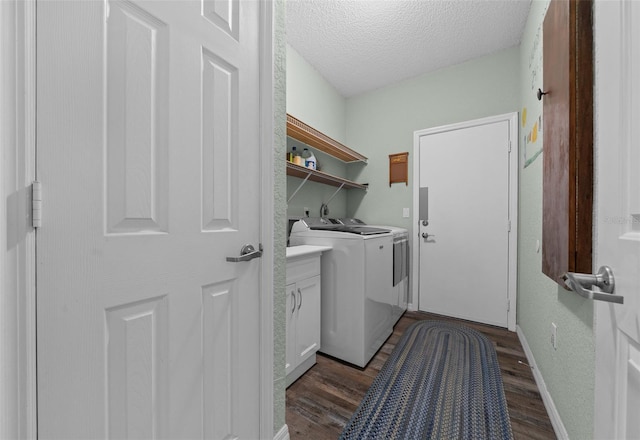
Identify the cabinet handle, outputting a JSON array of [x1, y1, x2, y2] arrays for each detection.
[[291, 291, 296, 313], [297, 288, 302, 310]]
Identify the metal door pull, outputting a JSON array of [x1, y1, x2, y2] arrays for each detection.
[[226, 244, 263, 262], [562, 266, 624, 304]]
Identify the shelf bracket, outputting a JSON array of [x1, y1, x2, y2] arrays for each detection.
[[325, 183, 345, 205], [287, 172, 311, 203]]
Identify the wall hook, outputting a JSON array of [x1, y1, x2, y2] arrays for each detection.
[[537, 88, 548, 101]]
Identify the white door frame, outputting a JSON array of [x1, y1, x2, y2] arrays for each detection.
[[0, 0, 275, 437], [0, 0, 37, 438], [412, 113, 518, 331], [258, 0, 276, 437]]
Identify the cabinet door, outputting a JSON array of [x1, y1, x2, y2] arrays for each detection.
[[295, 275, 321, 366], [285, 282, 297, 376]]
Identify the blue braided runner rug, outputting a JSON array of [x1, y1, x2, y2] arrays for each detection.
[[340, 320, 514, 440]]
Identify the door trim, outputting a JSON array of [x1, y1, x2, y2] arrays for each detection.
[[0, 0, 37, 437], [412, 112, 519, 331], [258, 0, 275, 437]]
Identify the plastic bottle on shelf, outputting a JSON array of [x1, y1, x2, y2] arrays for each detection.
[[291, 146, 304, 166], [302, 148, 317, 170]]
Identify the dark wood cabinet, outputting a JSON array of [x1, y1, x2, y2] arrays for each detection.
[[542, 0, 593, 284]]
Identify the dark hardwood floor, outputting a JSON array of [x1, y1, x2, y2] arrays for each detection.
[[286, 310, 557, 440]]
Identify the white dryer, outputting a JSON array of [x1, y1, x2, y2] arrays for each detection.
[[339, 218, 409, 323], [289, 218, 393, 367]]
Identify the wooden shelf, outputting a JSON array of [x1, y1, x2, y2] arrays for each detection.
[[287, 114, 367, 163], [286, 162, 367, 190]]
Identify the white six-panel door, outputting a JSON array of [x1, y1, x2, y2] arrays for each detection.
[[594, 1, 640, 438], [36, 1, 264, 438]]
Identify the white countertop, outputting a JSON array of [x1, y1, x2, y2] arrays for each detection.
[[286, 245, 332, 259]]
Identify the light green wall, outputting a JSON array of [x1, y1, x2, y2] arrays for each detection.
[[344, 46, 521, 257], [287, 45, 346, 143], [517, 1, 594, 438], [273, 0, 287, 434], [286, 44, 350, 219]]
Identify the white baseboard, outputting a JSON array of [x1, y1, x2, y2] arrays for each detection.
[[274, 423, 290, 440], [516, 325, 569, 440]]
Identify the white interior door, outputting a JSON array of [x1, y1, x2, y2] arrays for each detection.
[[594, 1, 640, 438], [415, 115, 517, 329], [36, 1, 265, 438]]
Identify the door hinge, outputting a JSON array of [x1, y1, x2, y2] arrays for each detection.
[[32, 180, 42, 229], [508, 141, 512, 153], [507, 299, 511, 312], [508, 220, 511, 232]]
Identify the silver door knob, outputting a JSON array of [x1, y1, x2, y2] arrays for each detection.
[[226, 243, 263, 262], [562, 266, 623, 304]]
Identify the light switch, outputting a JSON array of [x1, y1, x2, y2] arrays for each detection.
[[403, 208, 410, 218]]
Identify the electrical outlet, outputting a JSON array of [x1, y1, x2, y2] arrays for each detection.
[[551, 323, 557, 350], [403, 208, 410, 218]]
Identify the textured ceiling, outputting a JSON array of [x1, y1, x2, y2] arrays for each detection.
[[286, 0, 532, 97]]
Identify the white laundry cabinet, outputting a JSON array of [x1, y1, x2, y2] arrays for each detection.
[[285, 245, 331, 387]]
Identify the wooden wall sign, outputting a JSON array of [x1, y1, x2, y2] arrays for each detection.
[[389, 152, 408, 186], [541, 0, 593, 284]]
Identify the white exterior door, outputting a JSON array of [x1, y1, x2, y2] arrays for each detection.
[[594, 1, 640, 438], [414, 114, 518, 330], [36, 1, 266, 438]]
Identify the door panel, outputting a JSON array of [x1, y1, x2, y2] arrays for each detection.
[[202, 48, 239, 231], [106, 296, 169, 439], [36, 1, 262, 438], [106, 0, 170, 234], [417, 119, 511, 328], [202, 0, 239, 40]]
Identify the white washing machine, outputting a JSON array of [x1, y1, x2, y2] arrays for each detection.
[[339, 218, 409, 323], [289, 218, 394, 367]]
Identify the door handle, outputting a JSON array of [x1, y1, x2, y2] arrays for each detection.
[[226, 243, 263, 262], [421, 232, 435, 239], [291, 291, 296, 314], [297, 288, 302, 310], [562, 266, 624, 304]]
